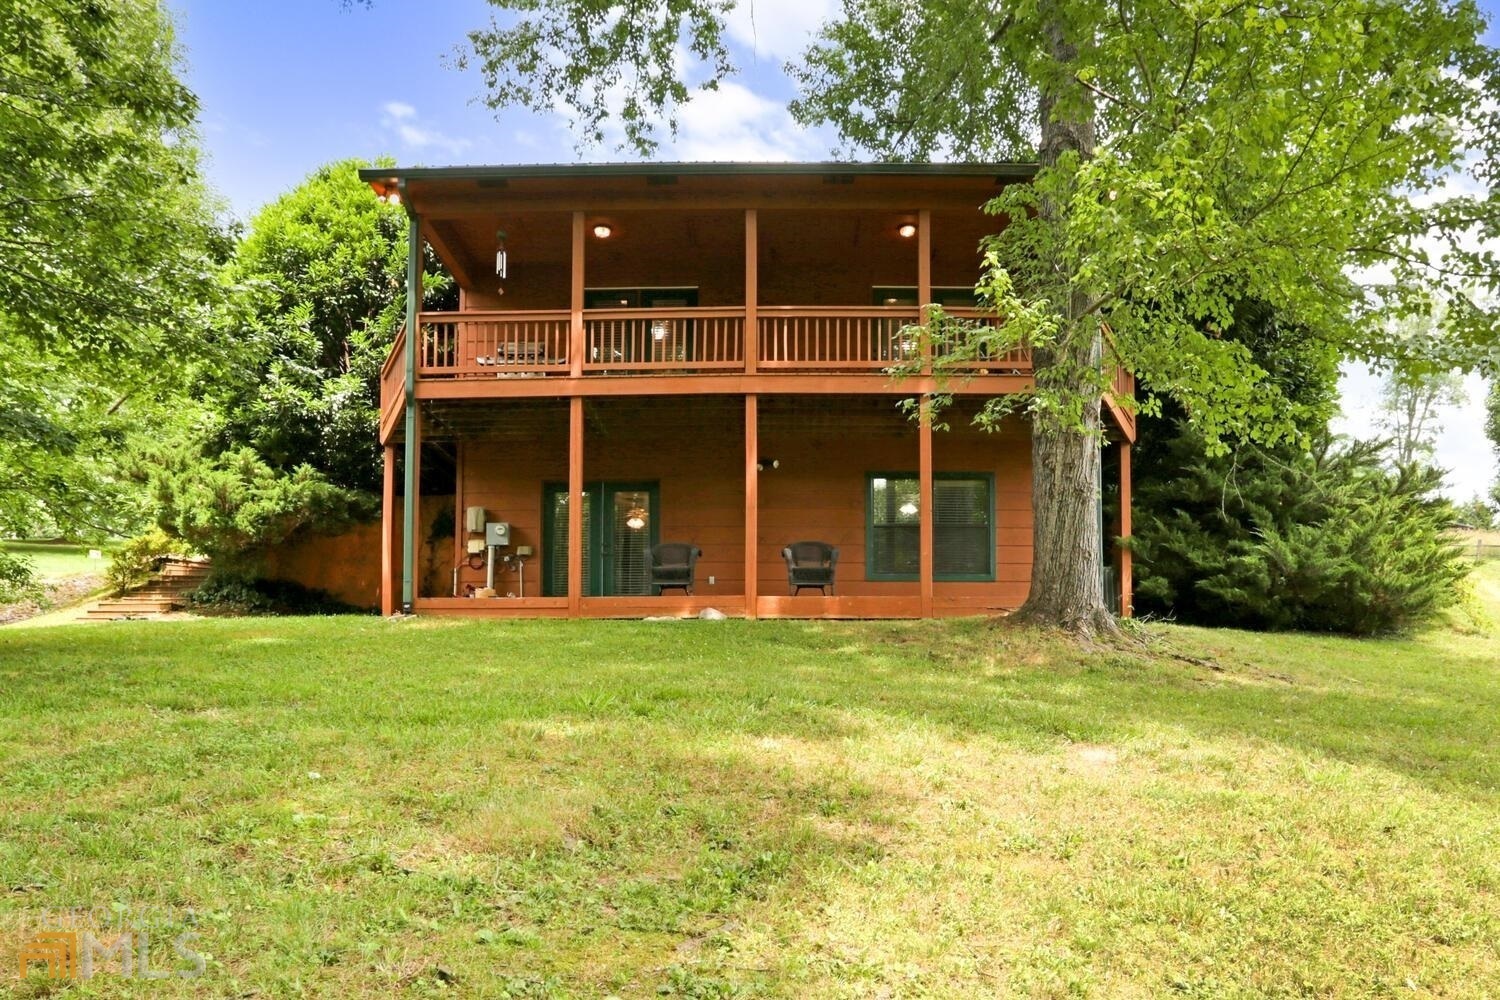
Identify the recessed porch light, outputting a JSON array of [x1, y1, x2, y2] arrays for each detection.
[[593, 224, 613, 238], [897, 223, 917, 238]]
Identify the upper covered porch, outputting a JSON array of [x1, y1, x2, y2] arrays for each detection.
[[367, 163, 1136, 442]]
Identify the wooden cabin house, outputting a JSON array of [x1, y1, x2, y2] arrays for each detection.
[[365, 163, 1134, 619]]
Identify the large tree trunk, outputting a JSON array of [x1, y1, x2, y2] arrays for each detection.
[[1011, 8, 1117, 638]]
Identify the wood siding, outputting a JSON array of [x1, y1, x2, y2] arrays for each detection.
[[423, 397, 1031, 610]]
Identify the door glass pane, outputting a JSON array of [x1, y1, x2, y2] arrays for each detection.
[[546, 488, 592, 597], [611, 490, 652, 595]]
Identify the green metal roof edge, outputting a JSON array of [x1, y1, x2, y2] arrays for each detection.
[[358, 161, 1038, 182]]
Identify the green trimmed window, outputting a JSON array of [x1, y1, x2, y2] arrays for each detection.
[[866, 473, 995, 581]]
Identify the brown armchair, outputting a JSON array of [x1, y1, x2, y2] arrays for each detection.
[[782, 541, 838, 595], [650, 543, 702, 595]]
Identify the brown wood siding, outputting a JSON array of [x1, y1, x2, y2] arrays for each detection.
[[437, 397, 1031, 609]]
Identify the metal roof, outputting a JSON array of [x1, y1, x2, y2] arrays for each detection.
[[358, 161, 1038, 183]]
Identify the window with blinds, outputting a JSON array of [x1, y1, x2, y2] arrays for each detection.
[[866, 473, 995, 581]]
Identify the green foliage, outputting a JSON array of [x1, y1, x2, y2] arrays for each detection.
[[1454, 496, 1497, 531], [457, 0, 734, 153], [139, 442, 373, 574], [795, 0, 1500, 443], [0, 0, 228, 539], [1134, 434, 1466, 634], [0, 551, 39, 604], [106, 528, 181, 593], [204, 158, 451, 492], [0, 0, 223, 357]]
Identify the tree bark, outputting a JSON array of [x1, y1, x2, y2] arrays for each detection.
[[1011, 8, 1118, 638]]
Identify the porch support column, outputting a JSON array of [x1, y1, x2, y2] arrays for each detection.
[[919, 396, 935, 617], [568, 395, 584, 614], [401, 191, 422, 613], [570, 211, 585, 377], [744, 209, 758, 374], [744, 394, 759, 618], [381, 444, 395, 616], [1119, 441, 1133, 618], [917, 209, 932, 373]]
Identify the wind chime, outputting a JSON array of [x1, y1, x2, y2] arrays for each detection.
[[494, 228, 508, 295]]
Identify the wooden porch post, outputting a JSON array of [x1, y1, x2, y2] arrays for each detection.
[[568, 395, 584, 614], [1119, 440, 1133, 618], [570, 211, 585, 377], [744, 394, 759, 618], [744, 209, 758, 375], [400, 194, 422, 613], [917, 208, 932, 373], [381, 445, 395, 616], [919, 396, 935, 617]]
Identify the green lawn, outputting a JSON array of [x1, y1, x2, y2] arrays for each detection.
[[1, 540, 111, 580], [1, 573, 1497, 997]]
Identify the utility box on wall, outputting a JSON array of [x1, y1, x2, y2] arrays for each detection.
[[465, 506, 487, 534], [485, 522, 511, 547]]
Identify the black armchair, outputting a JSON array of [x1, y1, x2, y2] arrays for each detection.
[[650, 542, 702, 595], [782, 541, 839, 595]]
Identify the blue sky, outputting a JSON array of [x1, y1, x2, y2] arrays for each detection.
[[170, 0, 1498, 501]]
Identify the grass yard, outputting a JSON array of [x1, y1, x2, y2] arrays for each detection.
[[1, 570, 1497, 997], [0, 541, 111, 581]]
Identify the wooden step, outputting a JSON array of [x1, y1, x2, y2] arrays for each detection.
[[91, 601, 180, 614], [81, 558, 211, 620]]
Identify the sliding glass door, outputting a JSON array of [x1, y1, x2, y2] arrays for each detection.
[[542, 482, 660, 596]]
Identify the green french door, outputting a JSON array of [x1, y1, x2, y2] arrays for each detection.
[[542, 482, 661, 597]]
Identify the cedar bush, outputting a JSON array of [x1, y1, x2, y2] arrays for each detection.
[[137, 441, 372, 576], [1134, 433, 1466, 634]]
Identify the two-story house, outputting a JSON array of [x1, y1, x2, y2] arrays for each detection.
[[364, 162, 1134, 618]]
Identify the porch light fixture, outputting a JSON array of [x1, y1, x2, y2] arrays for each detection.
[[897, 222, 917, 238], [651, 321, 669, 342], [757, 458, 779, 472], [625, 506, 648, 530], [593, 224, 613, 239]]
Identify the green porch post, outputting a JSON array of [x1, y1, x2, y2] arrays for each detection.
[[401, 188, 420, 613]]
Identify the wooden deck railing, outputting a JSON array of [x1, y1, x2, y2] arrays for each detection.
[[378, 308, 1144, 441], [938, 308, 1033, 372], [398, 307, 1044, 379], [418, 310, 572, 376], [757, 306, 922, 371], [584, 307, 744, 372]]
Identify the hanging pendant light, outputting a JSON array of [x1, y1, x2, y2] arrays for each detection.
[[625, 506, 648, 530]]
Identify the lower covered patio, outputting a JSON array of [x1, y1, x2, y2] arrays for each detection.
[[382, 394, 1040, 618]]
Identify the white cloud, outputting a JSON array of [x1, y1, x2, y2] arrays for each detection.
[[379, 101, 472, 156], [665, 80, 824, 160], [725, 0, 838, 61]]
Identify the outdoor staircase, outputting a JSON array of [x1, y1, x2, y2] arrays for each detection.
[[83, 558, 212, 621]]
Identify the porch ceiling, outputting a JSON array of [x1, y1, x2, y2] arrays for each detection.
[[406, 394, 941, 443]]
